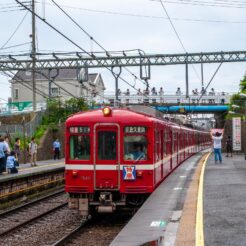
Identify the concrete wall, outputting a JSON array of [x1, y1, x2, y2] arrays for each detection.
[[20, 123, 65, 164]]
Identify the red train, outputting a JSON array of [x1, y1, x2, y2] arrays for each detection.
[[65, 107, 210, 216]]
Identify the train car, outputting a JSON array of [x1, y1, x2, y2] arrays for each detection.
[[65, 107, 210, 216]]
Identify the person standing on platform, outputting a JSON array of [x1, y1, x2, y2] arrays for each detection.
[[29, 137, 38, 167], [3, 136, 10, 173], [226, 135, 233, 157], [6, 150, 18, 174], [0, 137, 7, 174], [53, 138, 61, 160], [211, 131, 223, 163], [14, 138, 21, 162]]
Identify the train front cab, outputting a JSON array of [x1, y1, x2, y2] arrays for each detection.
[[66, 120, 158, 215]]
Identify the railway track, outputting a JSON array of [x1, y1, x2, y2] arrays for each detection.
[[0, 190, 133, 245], [52, 220, 88, 246], [52, 212, 132, 246], [0, 190, 67, 237]]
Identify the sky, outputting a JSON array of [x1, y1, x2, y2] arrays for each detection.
[[0, 0, 245, 102]]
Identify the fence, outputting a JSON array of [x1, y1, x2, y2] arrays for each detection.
[[0, 111, 44, 137]]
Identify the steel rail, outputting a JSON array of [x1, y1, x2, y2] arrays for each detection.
[[0, 194, 67, 237], [52, 218, 88, 246], [0, 189, 64, 217]]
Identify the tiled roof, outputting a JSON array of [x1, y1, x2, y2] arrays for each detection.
[[11, 69, 98, 83]]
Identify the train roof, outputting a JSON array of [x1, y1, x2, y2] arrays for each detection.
[[66, 107, 165, 125], [66, 107, 209, 134]]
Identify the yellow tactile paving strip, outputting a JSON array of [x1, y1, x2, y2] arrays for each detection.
[[175, 152, 210, 246]]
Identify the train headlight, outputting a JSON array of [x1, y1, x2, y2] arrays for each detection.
[[72, 171, 78, 177], [102, 107, 111, 116], [137, 170, 143, 177]]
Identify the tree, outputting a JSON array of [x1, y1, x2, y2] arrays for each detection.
[[239, 75, 246, 92], [45, 97, 89, 124]]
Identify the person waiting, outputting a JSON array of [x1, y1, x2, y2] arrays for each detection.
[[209, 88, 215, 104], [6, 151, 18, 174], [159, 87, 164, 103], [226, 136, 233, 157], [151, 87, 157, 96], [176, 87, 181, 96], [159, 87, 164, 96], [53, 138, 61, 160], [176, 87, 181, 104]]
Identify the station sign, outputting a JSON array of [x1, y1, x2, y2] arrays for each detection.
[[124, 126, 146, 134], [232, 117, 241, 151], [70, 126, 90, 134]]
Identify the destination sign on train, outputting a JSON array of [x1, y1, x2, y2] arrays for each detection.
[[70, 126, 90, 133], [125, 126, 146, 133]]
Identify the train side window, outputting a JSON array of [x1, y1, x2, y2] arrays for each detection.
[[124, 135, 147, 161], [163, 130, 168, 156], [98, 131, 116, 160], [70, 135, 90, 160]]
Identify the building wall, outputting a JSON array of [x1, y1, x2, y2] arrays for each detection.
[[11, 79, 83, 103]]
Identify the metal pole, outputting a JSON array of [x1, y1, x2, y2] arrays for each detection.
[[201, 62, 204, 89], [111, 66, 122, 106], [245, 101, 246, 160], [48, 69, 51, 98], [22, 117, 26, 164], [32, 0, 36, 111], [185, 62, 189, 98]]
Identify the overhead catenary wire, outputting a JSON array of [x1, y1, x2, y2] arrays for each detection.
[[50, 0, 148, 89], [15, 0, 147, 101], [0, 42, 31, 51], [1, 71, 49, 99], [40, 3, 246, 24], [0, 10, 28, 49], [158, 0, 201, 83], [152, 0, 246, 8]]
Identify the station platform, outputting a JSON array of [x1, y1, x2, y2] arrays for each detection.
[[0, 159, 65, 182], [0, 159, 65, 201], [111, 151, 246, 246]]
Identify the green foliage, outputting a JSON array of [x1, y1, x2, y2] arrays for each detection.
[[46, 98, 89, 123], [11, 98, 89, 148], [227, 74, 246, 119], [34, 125, 47, 139], [239, 75, 246, 92]]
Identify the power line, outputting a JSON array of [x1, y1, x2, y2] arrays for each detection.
[[158, 0, 201, 83], [152, 0, 246, 8], [1, 11, 29, 49], [50, 0, 147, 88], [0, 42, 31, 51], [1, 71, 49, 99], [15, 0, 146, 99], [41, 2, 246, 24]]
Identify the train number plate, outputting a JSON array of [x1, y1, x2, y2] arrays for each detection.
[[123, 166, 136, 180]]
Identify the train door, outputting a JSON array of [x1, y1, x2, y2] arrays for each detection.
[[94, 124, 120, 190]]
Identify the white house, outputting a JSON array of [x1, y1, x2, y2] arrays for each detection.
[[10, 68, 106, 103]]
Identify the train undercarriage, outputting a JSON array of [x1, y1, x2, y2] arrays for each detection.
[[68, 191, 149, 216]]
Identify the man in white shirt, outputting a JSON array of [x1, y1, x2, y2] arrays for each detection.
[[29, 137, 38, 167], [211, 131, 223, 163]]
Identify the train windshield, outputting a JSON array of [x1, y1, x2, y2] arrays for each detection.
[[70, 135, 90, 160], [124, 135, 147, 161], [98, 131, 117, 160]]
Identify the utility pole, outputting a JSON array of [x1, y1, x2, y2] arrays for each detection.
[[32, 0, 36, 111]]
